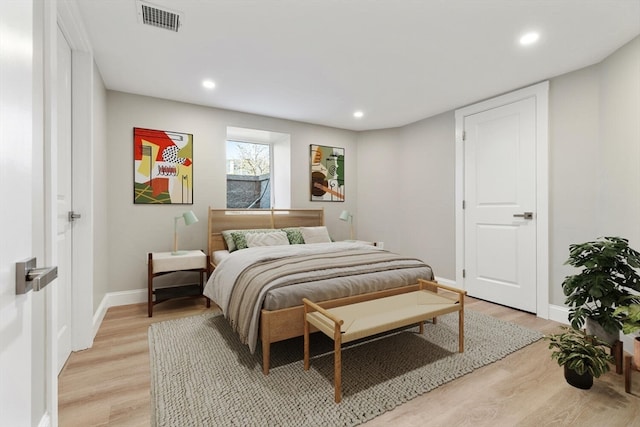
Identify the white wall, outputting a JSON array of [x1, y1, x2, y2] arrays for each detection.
[[549, 36, 640, 305], [357, 113, 456, 279], [597, 36, 640, 245], [106, 92, 357, 293], [548, 65, 601, 305], [597, 36, 640, 352], [356, 127, 401, 245]]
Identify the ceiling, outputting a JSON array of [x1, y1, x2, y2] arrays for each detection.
[[73, 0, 640, 131]]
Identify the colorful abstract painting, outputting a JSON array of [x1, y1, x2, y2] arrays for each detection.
[[310, 144, 345, 201], [134, 128, 194, 204]]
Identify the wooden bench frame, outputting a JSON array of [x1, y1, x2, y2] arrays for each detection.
[[303, 279, 466, 403]]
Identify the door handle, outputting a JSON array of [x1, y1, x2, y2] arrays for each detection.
[[16, 257, 58, 294], [513, 212, 533, 220], [69, 211, 82, 222]]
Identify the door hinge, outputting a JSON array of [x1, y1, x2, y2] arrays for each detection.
[[462, 130, 466, 141], [462, 200, 466, 209], [462, 269, 466, 278]]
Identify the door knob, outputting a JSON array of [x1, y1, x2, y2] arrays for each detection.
[[513, 212, 533, 220], [16, 257, 58, 294]]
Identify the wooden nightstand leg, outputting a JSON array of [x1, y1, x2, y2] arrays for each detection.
[[147, 253, 153, 317], [612, 340, 623, 374], [204, 255, 211, 308]]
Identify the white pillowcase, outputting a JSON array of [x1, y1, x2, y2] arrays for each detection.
[[245, 231, 290, 248], [300, 226, 331, 244]]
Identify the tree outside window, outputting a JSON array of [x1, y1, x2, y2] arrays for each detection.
[[226, 141, 271, 208]]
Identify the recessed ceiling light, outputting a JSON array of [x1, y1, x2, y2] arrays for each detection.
[[519, 32, 540, 46], [353, 111, 364, 118], [202, 79, 216, 89]]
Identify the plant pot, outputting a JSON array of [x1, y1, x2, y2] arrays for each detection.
[[634, 336, 640, 371], [585, 318, 619, 346], [564, 365, 593, 389]]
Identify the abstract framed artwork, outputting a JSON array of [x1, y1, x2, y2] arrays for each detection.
[[134, 127, 194, 204], [310, 144, 345, 201]]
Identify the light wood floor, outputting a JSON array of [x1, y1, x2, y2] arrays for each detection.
[[59, 296, 640, 427]]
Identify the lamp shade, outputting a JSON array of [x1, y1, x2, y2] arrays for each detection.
[[339, 210, 351, 222], [182, 210, 199, 226]]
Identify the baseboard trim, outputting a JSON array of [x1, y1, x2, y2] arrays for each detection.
[[547, 304, 569, 325], [620, 334, 636, 354], [435, 277, 564, 323], [38, 412, 50, 427], [434, 276, 456, 286], [92, 289, 147, 340], [92, 296, 108, 339]]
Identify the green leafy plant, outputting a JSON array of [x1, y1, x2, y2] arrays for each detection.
[[544, 327, 613, 377], [562, 236, 640, 334], [613, 300, 640, 335]]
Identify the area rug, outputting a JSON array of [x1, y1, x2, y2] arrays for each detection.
[[149, 310, 542, 427]]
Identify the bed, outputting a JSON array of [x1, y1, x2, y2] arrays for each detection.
[[204, 208, 434, 374]]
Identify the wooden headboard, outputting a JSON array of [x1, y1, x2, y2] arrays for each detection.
[[208, 208, 325, 255]]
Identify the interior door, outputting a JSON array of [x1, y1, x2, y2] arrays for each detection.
[[463, 97, 537, 313], [0, 1, 36, 424], [57, 25, 73, 373]]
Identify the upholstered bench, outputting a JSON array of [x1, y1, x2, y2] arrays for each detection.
[[303, 279, 466, 403]]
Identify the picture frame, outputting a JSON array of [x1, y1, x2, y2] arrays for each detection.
[[133, 127, 194, 204], [310, 144, 345, 201]]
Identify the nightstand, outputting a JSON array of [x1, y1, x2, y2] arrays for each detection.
[[147, 250, 211, 317], [343, 240, 376, 246]]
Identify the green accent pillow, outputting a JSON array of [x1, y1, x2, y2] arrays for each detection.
[[282, 228, 304, 245], [221, 230, 238, 252]]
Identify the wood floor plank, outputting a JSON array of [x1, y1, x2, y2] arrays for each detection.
[[58, 296, 640, 426]]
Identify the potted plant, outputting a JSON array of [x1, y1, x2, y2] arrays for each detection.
[[562, 236, 640, 344], [614, 300, 640, 369], [545, 327, 613, 389]]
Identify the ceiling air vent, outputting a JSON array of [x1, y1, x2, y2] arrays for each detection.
[[136, 1, 183, 32]]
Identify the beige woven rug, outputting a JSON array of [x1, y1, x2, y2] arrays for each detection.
[[149, 310, 542, 427]]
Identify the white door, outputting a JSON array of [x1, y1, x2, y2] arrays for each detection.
[[0, 1, 36, 424], [462, 97, 537, 313], [57, 26, 73, 373]]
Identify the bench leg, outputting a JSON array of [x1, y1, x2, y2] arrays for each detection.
[[334, 325, 342, 403], [304, 314, 310, 371], [458, 309, 464, 353]]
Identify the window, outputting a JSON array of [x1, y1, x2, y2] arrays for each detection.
[[226, 140, 271, 208], [226, 126, 291, 209]]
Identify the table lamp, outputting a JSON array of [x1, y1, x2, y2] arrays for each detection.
[[173, 210, 198, 255], [339, 210, 354, 240]]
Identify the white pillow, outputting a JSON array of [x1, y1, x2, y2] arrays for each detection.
[[245, 231, 290, 247], [300, 226, 331, 244]]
